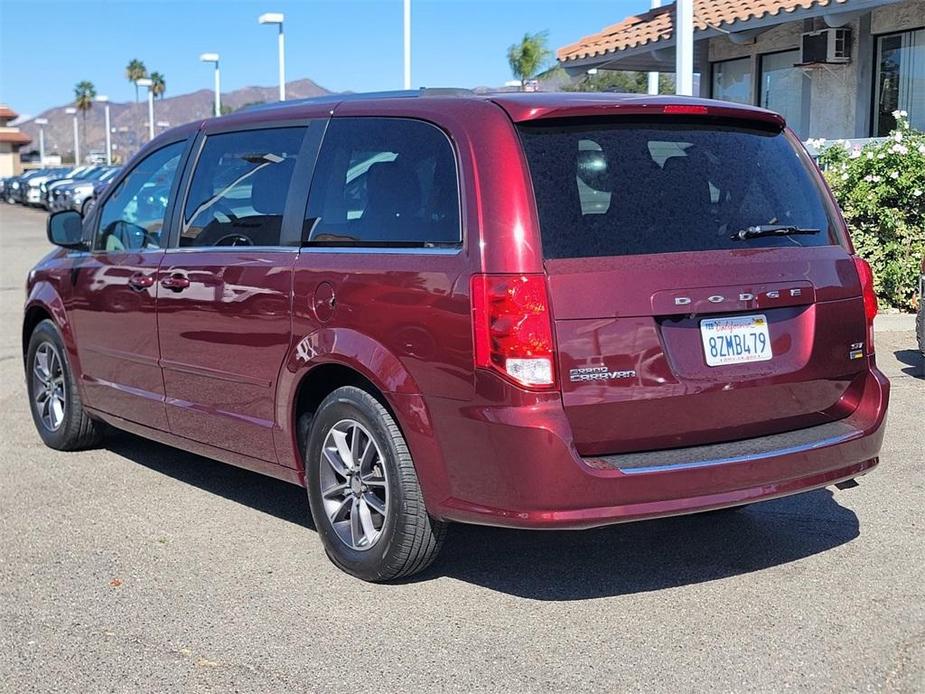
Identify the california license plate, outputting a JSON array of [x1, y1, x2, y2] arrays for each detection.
[[700, 314, 772, 366]]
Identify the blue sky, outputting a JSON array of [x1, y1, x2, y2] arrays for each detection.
[[0, 0, 651, 118]]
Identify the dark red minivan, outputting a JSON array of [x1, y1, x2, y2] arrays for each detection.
[[25, 91, 889, 581]]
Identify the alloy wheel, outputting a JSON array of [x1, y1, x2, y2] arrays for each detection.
[[319, 419, 389, 551], [32, 342, 66, 431]]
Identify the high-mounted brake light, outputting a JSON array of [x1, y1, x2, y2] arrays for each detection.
[[853, 256, 878, 354], [471, 274, 556, 388], [662, 104, 709, 115]]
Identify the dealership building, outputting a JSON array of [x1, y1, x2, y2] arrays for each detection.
[[556, 0, 924, 140]]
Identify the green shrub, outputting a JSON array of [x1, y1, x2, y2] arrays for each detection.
[[815, 113, 925, 312]]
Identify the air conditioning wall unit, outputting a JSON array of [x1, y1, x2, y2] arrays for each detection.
[[800, 27, 852, 64]]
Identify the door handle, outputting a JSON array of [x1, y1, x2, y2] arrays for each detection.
[[161, 274, 190, 292], [128, 273, 155, 291]]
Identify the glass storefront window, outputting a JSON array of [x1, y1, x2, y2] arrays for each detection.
[[712, 57, 752, 105], [874, 29, 925, 136], [760, 49, 808, 138]]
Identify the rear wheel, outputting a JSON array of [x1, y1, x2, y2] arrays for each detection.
[[304, 386, 446, 581], [26, 319, 103, 450]]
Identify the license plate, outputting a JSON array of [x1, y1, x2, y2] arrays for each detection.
[[700, 314, 772, 366]]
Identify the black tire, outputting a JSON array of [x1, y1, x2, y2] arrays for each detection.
[[305, 386, 446, 581], [917, 303, 924, 355], [25, 319, 103, 450]]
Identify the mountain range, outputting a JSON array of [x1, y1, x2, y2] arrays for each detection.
[[15, 78, 331, 163]]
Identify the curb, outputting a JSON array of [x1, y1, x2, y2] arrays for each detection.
[[875, 313, 917, 332]]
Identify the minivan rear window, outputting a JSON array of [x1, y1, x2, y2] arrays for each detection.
[[518, 120, 839, 259]]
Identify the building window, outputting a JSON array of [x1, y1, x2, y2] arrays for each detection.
[[760, 49, 809, 138], [874, 29, 925, 136], [711, 57, 752, 105]]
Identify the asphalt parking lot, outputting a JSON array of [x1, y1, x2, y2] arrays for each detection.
[[1, 202, 922, 693]]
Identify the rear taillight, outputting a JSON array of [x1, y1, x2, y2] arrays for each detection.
[[853, 256, 878, 354], [471, 274, 556, 389]]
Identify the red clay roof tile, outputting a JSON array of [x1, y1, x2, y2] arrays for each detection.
[[557, 0, 849, 62]]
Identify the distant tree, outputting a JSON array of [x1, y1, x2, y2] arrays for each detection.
[[126, 58, 148, 104], [74, 80, 96, 147], [150, 72, 166, 99], [220, 104, 234, 116], [507, 31, 552, 89], [562, 69, 675, 94]]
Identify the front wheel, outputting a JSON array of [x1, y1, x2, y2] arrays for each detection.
[[305, 386, 446, 581], [26, 319, 103, 450]]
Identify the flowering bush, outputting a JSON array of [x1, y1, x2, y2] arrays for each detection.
[[816, 112, 925, 312]]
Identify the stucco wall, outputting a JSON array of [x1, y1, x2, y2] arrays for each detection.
[[705, 0, 924, 139]]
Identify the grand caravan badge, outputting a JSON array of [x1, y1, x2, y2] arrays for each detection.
[[569, 365, 637, 383]]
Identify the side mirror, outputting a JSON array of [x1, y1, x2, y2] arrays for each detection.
[[47, 210, 87, 250]]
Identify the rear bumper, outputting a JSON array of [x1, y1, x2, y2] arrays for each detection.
[[426, 367, 889, 529]]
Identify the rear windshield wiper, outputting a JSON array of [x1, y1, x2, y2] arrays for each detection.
[[730, 225, 821, 241]]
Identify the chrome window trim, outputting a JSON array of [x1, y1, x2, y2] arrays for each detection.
[[164, 246, 298, 254], [299, 245, 463, 256]]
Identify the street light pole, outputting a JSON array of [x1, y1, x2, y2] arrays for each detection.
[[258, 13, 286, 101], [200, 53, 221, 117], [96, 96, 112, 165], [65, 107, 80, 164], [403, 0, 411, 89], [675, 0, 694, 96], [647, 0, 662, 95], [136, 78, 155, 140], [35, 118, 48, 164]]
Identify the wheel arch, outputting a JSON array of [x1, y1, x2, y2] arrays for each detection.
[[277, 329, 450, 509]]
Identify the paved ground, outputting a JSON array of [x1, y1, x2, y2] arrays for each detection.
[[1, 203, 922, 693]]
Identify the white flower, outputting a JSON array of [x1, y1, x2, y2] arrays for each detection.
[[877, 153, 886, 159], [900, 110, 908, 117], [850, 147, 862, 159], [866, 151, 874, 160], [893, 131, 903, 142], [890, 171, 899, 179], [914, 189, 923, 197], [841, 172, 849, 180], [918, 144, 925, 155], [890, 143, 908, 155]]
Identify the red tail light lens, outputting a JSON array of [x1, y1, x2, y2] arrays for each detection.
[[471, 274, 556, 388], [853, 256, 878, 353]]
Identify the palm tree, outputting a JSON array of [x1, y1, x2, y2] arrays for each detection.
[[150, 72, 166, 99], [507, 31, 552, 90], [74, 80, 96, 149], [126, 58, 147, 104]]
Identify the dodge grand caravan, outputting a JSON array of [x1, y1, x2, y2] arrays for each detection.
[[24, 91, 889, 581]]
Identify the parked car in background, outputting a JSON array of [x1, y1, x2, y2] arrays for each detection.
[[7, 169, 54, 204], [23, 168, 69, 206], [42, 166, 100, 210], [25, 91, 889, 581], [56, 167, 121, 215]]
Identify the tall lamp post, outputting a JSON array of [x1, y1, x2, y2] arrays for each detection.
[[675, 0, 694, 96], [403, 0, 411, 89], [95, 96, 112, 165], [136, 77, 155, 140], [200, 53, 221, 117], [65, 107, 80, 164], [258, 12, 286, 101], [35, 118, 48, 165]]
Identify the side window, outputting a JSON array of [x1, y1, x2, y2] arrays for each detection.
[[181, 127, 305, 248], [305, 118, 460, 246], [95, 141, 185, 251]]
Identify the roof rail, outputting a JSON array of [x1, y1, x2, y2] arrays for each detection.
[[237, 87, 476, 113]]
